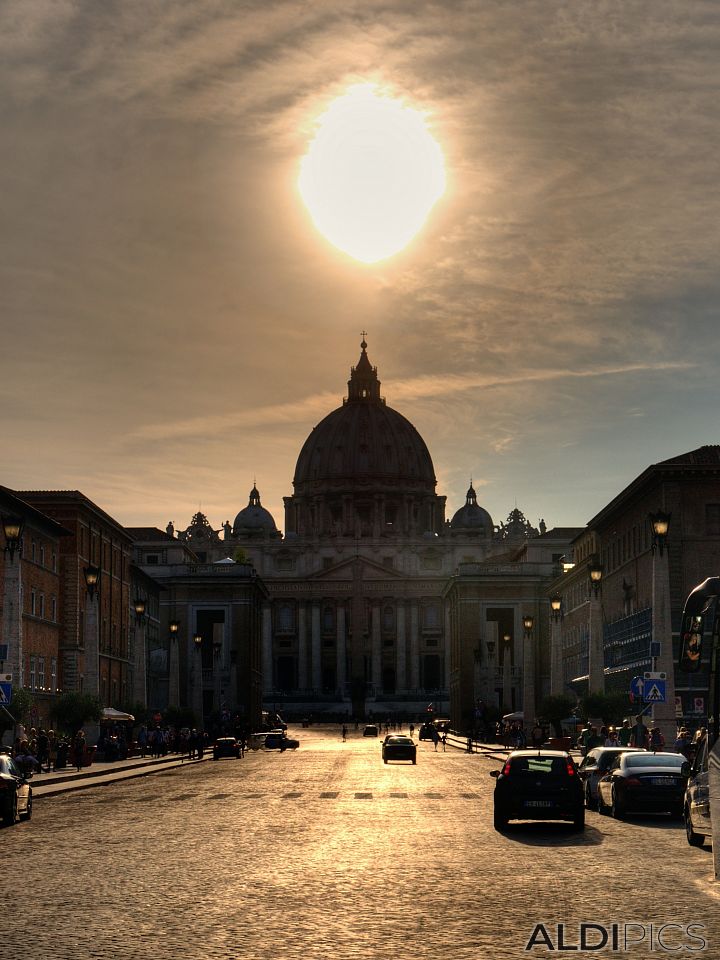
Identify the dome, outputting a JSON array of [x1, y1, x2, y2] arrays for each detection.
[[293, 340, 437, 496], [233, 485, 279, 537], [450, 484, 493, 536]]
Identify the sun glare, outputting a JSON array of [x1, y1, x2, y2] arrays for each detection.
[[298, 84, 446, 264]]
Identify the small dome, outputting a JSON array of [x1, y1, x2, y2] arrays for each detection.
[[450, 484, 493, 536], [233, 485, 279, 538]]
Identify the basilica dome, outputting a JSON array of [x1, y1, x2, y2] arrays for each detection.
[[450, 484, 493, 537], [233, 485, 279, 538], [293, 340, 436, 495]]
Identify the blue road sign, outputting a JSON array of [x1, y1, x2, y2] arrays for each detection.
[[0, 682, 12, 706], [630, 676, 646, 699], [644, 679, 666, 703]]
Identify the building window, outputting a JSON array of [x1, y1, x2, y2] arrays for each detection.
[[29, 656, 36, 690], [322, 606, 334, 631], [382, 605, 394, 631], [322, 557, 333, 570], [423, 604, 440, 629], [31, 540, 36, 562], [382, 556, 394, 569], [30, 589, 36, 616], [706, 504, 720, 536], [51, 658, 57, 692], [146, 554, 159, 565], [52, 552, 57, 572], [39, 594, 45, 619], [277, 604, 294, 633], [40, 544, 45, 566], [38, 657, 46, 691], [51, 596, 57, 621]]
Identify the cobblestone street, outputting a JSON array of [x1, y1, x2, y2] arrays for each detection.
[[4, 728, 719, 959]]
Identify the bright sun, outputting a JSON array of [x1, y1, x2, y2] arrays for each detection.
[[298, 84, 446, 264]]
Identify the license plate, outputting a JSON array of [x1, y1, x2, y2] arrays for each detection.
[[524, 800, 554, 807], [650, 777, 675, 786]]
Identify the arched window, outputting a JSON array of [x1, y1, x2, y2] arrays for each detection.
[[323, 605, 334, 632], [382, 605, 394, 631], [277, 603, 294, 633]]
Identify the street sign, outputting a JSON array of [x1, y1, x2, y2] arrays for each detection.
[[644, 671, 667, 680], [0, 682, 12, 706], [630, 676, 646, 699], [645, 679, 666, 703], [694, 697, 705, 714], [0, 673, 11, 683]]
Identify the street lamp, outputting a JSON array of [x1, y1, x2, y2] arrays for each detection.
[[133, 597, 146, 624], [193, 633, 203, 649], [2, 515, 24, 562], [550, 596, 562, 621], [589, 559, 603, 598], [523, 615, 534, 635], [83, 564, 100, 599], [649, 510, 671, 557], [169, 619, 180, 637]]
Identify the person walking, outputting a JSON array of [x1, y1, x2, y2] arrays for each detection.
[[342, 724, 348, 742], [630, 714, 649, 749], [72, 730, 86, 771], [618, 720, 632, 746]]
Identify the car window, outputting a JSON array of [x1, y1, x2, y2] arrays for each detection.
[[511, 757, 565, 775], [624, 754, 685, 768], [583, 756, 597, 768]]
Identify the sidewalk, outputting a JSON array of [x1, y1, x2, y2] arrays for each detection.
[[29, 752, 210, 799]]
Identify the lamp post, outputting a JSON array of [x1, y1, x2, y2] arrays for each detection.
[[83, 564, 101, 700], [213, 635, 223, 719], [502, 631, 513, 713], [649, 510, 677, 745], [1, 515, 25, 692], [168, 620, 181, 709], [193, 633, 204, 730], [522, 614, 535, 731], [132, 597, 147, 708], [588, 558, 605, 693], [550, 596, 564, 695]]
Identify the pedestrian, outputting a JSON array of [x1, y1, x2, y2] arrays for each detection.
[[409, 723, 415, 738], [431, 725, 440, 751], [48, 730, 58, 771], [72, 730, 86, 771], [342, 724, 347, 742], [674, 728, 692, 758], [650, 726, 665, 751], [618, 720, 632, 746], [605, 728, 619, 747], [630, 714, 649, 749], [138, 725, 148, 758], [36, 728, 50, 772], [440, 732, 447, 752]]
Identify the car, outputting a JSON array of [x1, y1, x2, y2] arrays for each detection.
[[685, 736, 711, 847], [490, 750, 585, 831], [213, 737, 241, 760], [0, 753, 33, 826], [433, 719, 451, 733], [382, 735, 417, 764], [577, 747, 645, 809], [418, 724, 435, 741], [264, 732, 299, 750], [596, 751, 690, 819], [363, 724, 379, 737]]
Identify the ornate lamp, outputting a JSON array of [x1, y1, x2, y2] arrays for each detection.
[[550, 596, 562, 621], [83, 564, 100, 600], [523, 615, 534, 635], [649, 510, 671, 557], [589, 559, 603, 598], [133, 598, 146, 623], [2, 515, 24, 562]]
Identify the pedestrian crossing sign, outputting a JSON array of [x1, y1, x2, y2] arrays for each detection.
[[645, 680, 666, 703], [0, 682, 12, 705]]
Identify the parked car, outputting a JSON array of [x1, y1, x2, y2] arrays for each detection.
[[578, 747, 645, 809], [490, 750, 584, 831], [0, 753, 33, 826], [685, 736, 711, 847], [363, 724, 379, 737], [418, 724, 435, 741], [213, 737, 241, 761], [597, 751, 690, 819], [265, 732, 300, 750], [382, 735, 417, 764]]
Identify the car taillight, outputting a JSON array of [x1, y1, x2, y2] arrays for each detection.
[[566, 762, 575, 776], [501, 760, 512, 776]]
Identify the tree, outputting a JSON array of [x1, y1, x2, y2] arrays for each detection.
[[539, 694, 577, 738], [0, 686, 33, 734], [49, 693, 102, 734], [579, 691, 629, 727], [233, 547, 250, 564]]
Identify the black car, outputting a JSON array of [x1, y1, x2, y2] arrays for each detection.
[[363, 724, 379, 737], [0, 753, 33, 826], [685, 736, 710, 847], [213, 737, 241, 760], [577, 747, 645, 809], [418, 724, 435, 741], [491, 750, 584, 831], [597, 751, 689, 819], [265, 732, 299, 750], [382, 735, 417, 764]]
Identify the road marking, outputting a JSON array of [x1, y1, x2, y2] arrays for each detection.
[[354, 792, 373, 799]]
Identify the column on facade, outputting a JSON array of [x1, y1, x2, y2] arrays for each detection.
[[298, 601, 308, 691], [485, 620, 498, 709], [396, 601, 406, 692], [262, 604, 273, 694], [588, 595, 605, 693], [550, 614, 563, 696], [167, 634, 180, 709], [191, 634, 204, 727], [2, 553, 23, 687], [212, 621, 223, 712], [651, 545, 677, 744], [522, 612, 536, 728], [85, 595, 100, 697], [336, 602, 346, 696], [371, 602, 382, 694], [410, 601, 420, 691], [444, 602, 451, 699], [502, 629, 512, 713], [311, 601, 322, 692], [133, 621, 147, 707]]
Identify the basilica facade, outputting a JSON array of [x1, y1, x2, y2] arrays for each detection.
[[136, 340, 578, 727]]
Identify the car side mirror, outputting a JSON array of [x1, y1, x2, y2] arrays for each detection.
[[490, 770, 499, 779]]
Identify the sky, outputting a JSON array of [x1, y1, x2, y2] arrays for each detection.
[[2, 0, 719, 535]]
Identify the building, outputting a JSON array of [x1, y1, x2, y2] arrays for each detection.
[[549, 446, 720, 732], [147, 340, 577, 724], [0, 486, 68, 727]]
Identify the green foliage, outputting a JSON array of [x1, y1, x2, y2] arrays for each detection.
[[539, 694, 577, 737], [49, 693, 102, 734], [579, 691, 629, 726], [0, 686, 33, 729], [233, 547, 250, 564]]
